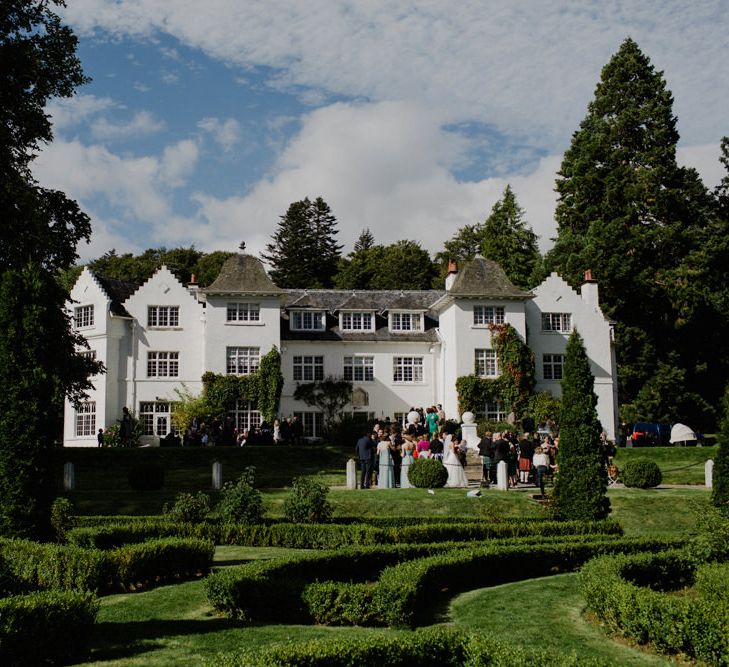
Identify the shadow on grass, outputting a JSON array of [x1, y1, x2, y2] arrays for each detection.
[[89, 618, 241, 661]]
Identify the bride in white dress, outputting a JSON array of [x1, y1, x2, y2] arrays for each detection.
[[444, 438, 468, 487]]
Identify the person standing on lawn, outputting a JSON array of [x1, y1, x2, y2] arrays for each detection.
[[355, 429, 376, 489]]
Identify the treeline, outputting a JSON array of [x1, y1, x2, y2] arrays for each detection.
[[66, 38, 729, 431]]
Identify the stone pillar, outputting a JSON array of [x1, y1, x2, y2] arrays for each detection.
[[705, 459, 714, 489], [496, 461, 508, 491], [212, 460, 223, 490], [346, 459, 357, 490], [460, 411, 480, 451], [63, 462, 75, 491]]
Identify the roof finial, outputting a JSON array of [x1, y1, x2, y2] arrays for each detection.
[[239, 241, 246, 252]]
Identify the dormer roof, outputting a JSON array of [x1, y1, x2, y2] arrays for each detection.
[[203, 254, 284, 296], [446, 257, 531, 299]]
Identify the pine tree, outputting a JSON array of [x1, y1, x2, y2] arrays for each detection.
[[262, 197, 342, 288], [480, 185, 540, 289], [544, 38, 714, 415], [552, 331, 610, 521], [711, 383, 729, 511], [353, 228, 375, 253]]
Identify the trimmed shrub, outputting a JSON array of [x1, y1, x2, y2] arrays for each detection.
[[712, 382, 729, 509], [50, 497, 75, 543], [579, 549, 729, 664], [622, 459, 662, 488], [283, 477, 332, 524], [127, 463, 164, 491], [0, 591, 98, 666], [302, 581, 378, 626], [408, 458, 448, 488], [164, 491, 211, 524], [218, 467, 264, 524], [217, 625, 611, 666]]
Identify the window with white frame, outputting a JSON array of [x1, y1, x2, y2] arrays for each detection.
[[290, 311, 325, 331], [230, 400, 261, 432], [226, 347, 260, 375], [543, 353, 564, 380], [393, 356, 423, 383], [293, 355, 324, 381], [75, 401, 96, 436], [147, 305, 179, 327], [393, 412, 408, 427], [139, 401, 172, 436], [541, 312, 572, 333], [147, 351, 179, 377], [340, 312, 374, 331], [293, 411, 324, 438], [390, 312, 422, 332], [79, 349, 97, 361], [475, 349, 498, 377], [473, 305, 505, 325], [74, 305, 94, 328], [227, 302, 260, 323], [485, 400, 506, 422], [343, 355, 374, 382]]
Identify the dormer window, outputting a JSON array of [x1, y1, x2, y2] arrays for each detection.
[[340, 312, 374, 332], [291, 310, 325, 331], [390, 312, 422, 332]]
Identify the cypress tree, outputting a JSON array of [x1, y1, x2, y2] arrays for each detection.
[[262, 197, 342, 288], [552, 331, 610, 521], [711, 383, 729, 511]]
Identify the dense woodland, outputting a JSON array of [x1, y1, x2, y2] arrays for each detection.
[[63, 41, 729, 431]]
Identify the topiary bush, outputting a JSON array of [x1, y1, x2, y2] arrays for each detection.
[[50, 497, 75, 543], [283, 477, 332, 523], [163, 492, 211, 524], [218, 467, 264, 524], [408, 458, 448, 489], [622, 459, 662, 488]]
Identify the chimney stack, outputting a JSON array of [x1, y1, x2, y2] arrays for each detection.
[[445, 259, 458, 290], [188, 273, 199, 295], [580, 269, 599, 306]]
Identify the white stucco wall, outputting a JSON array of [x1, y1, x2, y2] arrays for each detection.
[[527, 273, 617, 439]]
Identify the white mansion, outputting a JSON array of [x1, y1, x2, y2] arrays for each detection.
[[63, 254, 618, 446]]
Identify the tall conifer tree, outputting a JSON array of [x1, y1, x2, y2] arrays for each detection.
[[545, 38, 713, 414], [711, 382, 729, 511], [262, 196, 342, 288], [552, 331, 610, 521]]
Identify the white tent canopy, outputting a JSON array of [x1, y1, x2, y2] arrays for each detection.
[[670, 423, 697, 444]]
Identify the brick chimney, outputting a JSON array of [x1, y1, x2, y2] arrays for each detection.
[[445, 259, 458, 290], [187, 273, 199, 295], [580, 269, 599, 306]]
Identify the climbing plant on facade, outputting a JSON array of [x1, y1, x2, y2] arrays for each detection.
[[200, 347, 283, 423], [455, 323, 535, 418]]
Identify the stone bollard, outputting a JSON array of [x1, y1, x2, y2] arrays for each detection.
[[63, 462, 75, 491], [496, 460, 508, 491], [705, 459, 714, 489], [212, 460, 222, 490], [346, 458, 357, 489]]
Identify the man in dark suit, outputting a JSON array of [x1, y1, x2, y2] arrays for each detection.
[[492, 432, 510, 482], [355, 430, 375, 489]]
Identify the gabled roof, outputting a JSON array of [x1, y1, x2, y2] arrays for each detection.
[[334, 293, 378, 311], [203, 254, 284, 296], [94, 275, 137, 317], [447, 257, 531, 299]]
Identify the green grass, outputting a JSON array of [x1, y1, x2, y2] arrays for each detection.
[[613, 445, 716, 485], [448, 573, 671, 666]]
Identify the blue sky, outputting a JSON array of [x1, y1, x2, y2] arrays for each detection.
[[34, 1, 729, 263]]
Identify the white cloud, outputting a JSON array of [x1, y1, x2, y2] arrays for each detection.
[[46, 94, 116, 130], [197, 117, 241, 152], [91, 110, 165, 141], [160, 139, 200, 187], [62, 1, 729, 149]]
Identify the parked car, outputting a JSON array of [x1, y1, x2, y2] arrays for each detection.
[[629, 422, 672, 446]]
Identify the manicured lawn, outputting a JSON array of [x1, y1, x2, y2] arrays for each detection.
[[449, 573, 671, 666], [613, 445, 716, 485]]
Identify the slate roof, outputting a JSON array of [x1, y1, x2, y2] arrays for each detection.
[[447, 257, 532, 299], [203, 254, 284, 295], [95, 275, 137, 317], [282, 289, 444, 343]]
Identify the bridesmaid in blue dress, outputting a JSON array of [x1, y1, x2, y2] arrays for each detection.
[[400, 436, 415, 488], [377, 434, 394, 488]]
